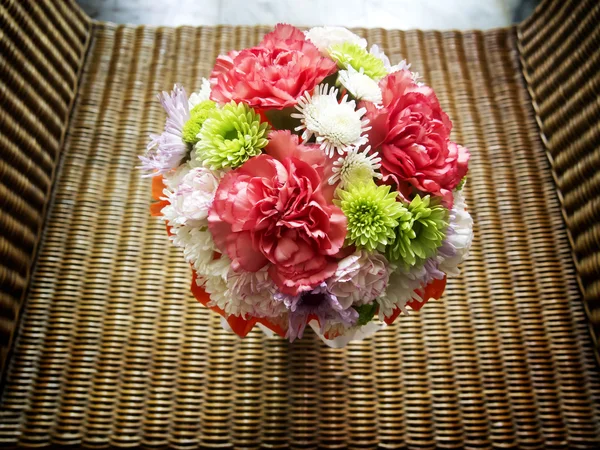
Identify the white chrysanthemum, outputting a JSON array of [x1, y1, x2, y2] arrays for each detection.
[[437, 188, 473, 275], [411, 71, 425, 87], [327, 250, 390, 309], [291, 84, 370, 157], [369, 44, 411, 74], [377, 263, 432, 319], [369, 45, 424, 84], [329, 145, 382, 187], [163, 166, 220, 228], [205, 254, 231, 280], [188, 78, 212, 109], [338, 65, 382, 103], [160, 163, 223, 280], [170, 225, 218, 275], [204, 274, 229, 307], [305, 26, 367, 55]]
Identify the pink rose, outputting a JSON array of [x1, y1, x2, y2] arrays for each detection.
[[208, 150, 347, 296], [210, 24, 337, 110], [365, 70, 470, 204]]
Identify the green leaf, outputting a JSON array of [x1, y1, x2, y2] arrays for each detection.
[[354, 303, 378, 326]]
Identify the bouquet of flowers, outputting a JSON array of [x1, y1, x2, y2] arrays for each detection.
[[141, 24, 472, 345]]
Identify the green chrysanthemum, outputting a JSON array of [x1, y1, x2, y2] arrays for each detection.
[[195, 101, 270, 170], [182, 100, 217, 145], [329, 42, 388, 80], [334, 181, 406, 252], [386, 195, 449, 267]]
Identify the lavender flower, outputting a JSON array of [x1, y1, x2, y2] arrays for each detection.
[[139, 84, 191, 176], [276, 283, 358, 341]]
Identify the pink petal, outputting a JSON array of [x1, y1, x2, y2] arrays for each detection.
[[228, 231, 268, 272]]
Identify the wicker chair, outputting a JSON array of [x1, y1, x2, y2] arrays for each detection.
[[1, 0, 599, 448]]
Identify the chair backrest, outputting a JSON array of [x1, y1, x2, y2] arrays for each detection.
[[0, 0, 91, 373], [518, 0, 600, 353]]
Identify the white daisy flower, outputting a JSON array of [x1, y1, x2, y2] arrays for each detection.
[[305, 26, 367, 55], [291, 84, 371, 158], [328, 145, 382, 187], [188, 78, 212, 109], [338, 66, 383, 104]]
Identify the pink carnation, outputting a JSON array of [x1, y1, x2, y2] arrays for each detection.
[[365, 70, 470, 205], [209, 24, 337, 110], [208, 143, 347, 296], [265, 130, 337, 202]]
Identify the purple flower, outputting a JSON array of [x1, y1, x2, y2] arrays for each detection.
[[276, 283, 358, 341], [139, 84, 191, 176]]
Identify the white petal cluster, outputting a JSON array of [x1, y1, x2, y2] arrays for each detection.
[[292, 84, 370, 157], [188, 78, 212, 109], [376, 263, 432, 319], [162, 163, 191, 191], [329, 145, 382, 187], [305, 26, 367, 55], [203, 275, 229, 310], [160, 162, 223, 280], [369, 44, 423, 84], [328, 250, 390, 309], [207, 268, 286, 318], [438, 188, 473, 275], [369, 44, 411, 74], [163, 166, 221, 228], [171, 225, 220, 275], [338, 66, 383, 104]]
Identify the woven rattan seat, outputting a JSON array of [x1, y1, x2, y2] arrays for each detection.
[[1, 0, 600, 448]]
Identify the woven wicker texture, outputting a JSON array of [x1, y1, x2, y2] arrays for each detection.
[[2, 4, 600, 450], [518, 0, 600, 359], [0, 0, 91, 373]]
